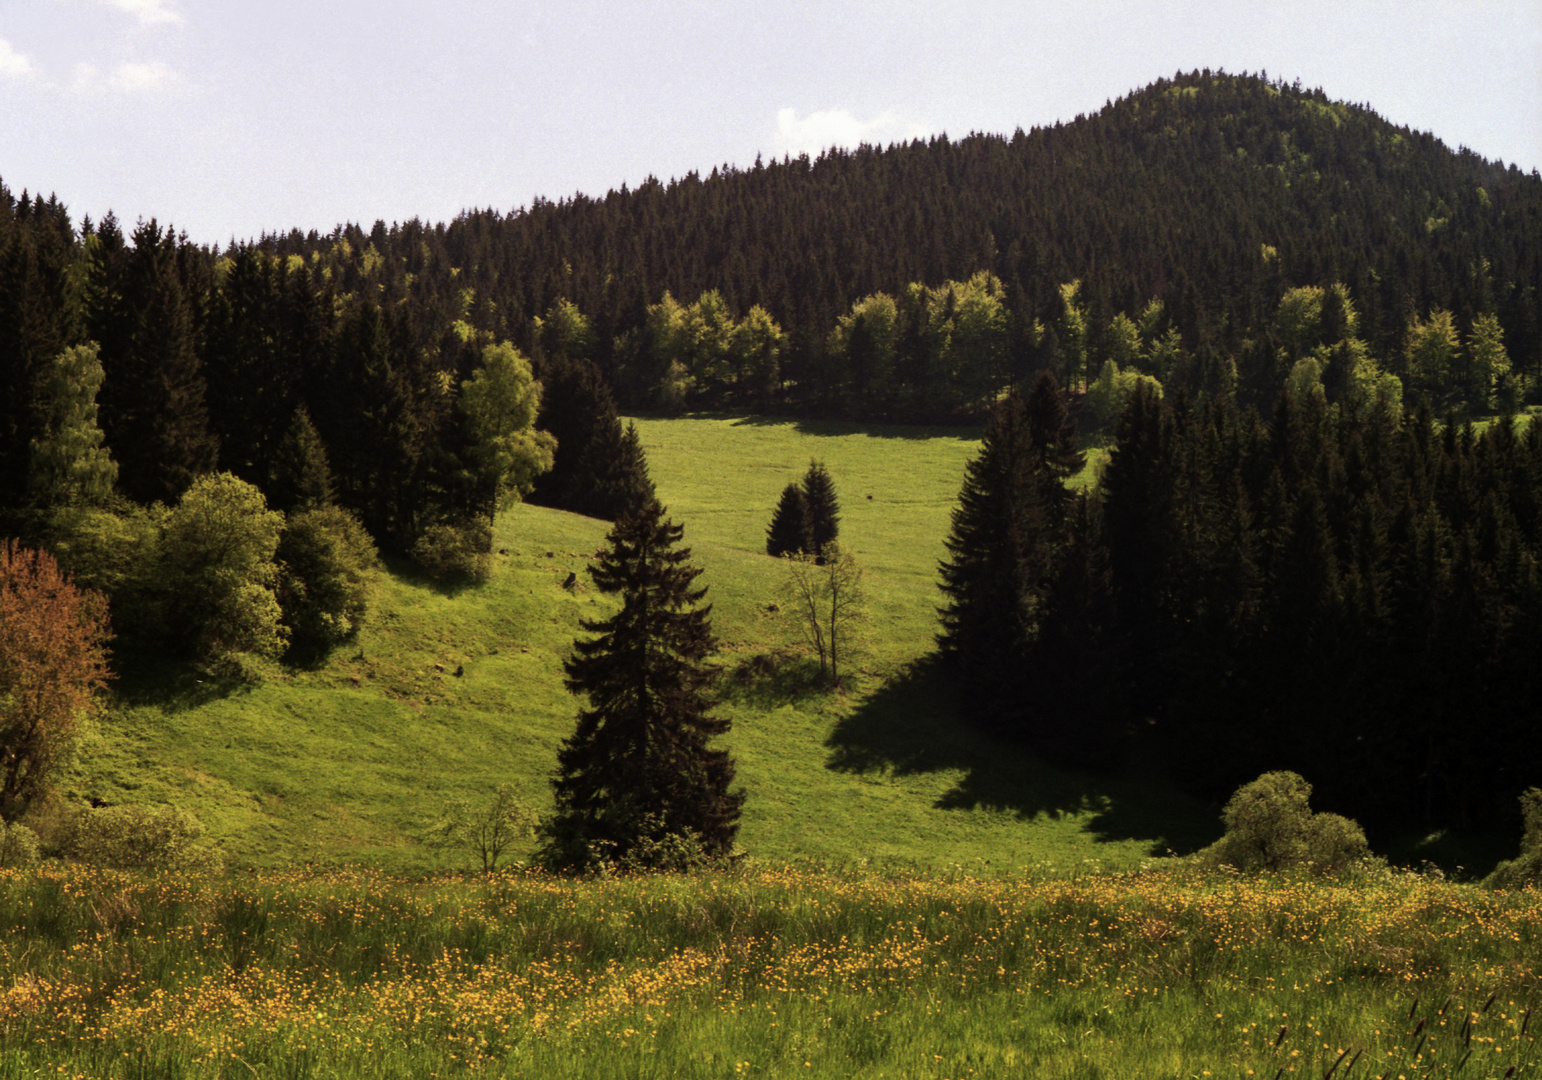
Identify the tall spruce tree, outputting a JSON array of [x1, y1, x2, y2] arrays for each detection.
[[937, 388, 1050, 731], [801, 459, 840, 558], [541, 499, 743, 871]]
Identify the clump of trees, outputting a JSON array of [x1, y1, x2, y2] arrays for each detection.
[[539, 500, 743, 873], [766, 460, 840, 559]]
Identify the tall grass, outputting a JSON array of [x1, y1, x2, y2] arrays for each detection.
[[2, 863, 1538, 1078]]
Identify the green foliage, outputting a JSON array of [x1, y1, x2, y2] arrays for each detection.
[[431, 783, 536, 872], [1485, 787, 1542, 890], [460, 340, 556, 510], [266, 405, 336, 513], [159, 472, 288, 672], [59, 803, 224, 873], [410, 515, 492, 584], [1405, 308, 1460, 391], [1085, 359, 1164, 432], [1199, 771, 1371, 875], [0, 819, 39, 867], [276, 504, 378, 655], [27, 341, 118, 508]]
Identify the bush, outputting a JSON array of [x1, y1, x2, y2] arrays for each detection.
[[411, 516, 493, 583], [276, 505, 378, 654], [1486, 788, 1542, 890], [158, 473, 288, 672], [1198, 770, 1371, 876], [60, 804, 224, 874], [0, 821, 40, 868]]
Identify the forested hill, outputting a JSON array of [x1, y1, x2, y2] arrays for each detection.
[[255, 69, 1542, 412], [3, 70, 1541, 558]]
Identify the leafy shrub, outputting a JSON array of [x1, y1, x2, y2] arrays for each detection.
[[0, 821, 40, 867], [276, 504, 378, 655], [60, 805, 224, 874], [1198, 770, 1370, 875], [1486, 788, 1542, 890], [159, 473, 288, 673], [411, 516, 492, 583]]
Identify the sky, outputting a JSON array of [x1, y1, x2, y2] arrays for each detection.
[[2, 0, 1539, 246]]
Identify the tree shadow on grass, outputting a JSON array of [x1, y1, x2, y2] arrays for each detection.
[[716, 649, 832, 711], [724, 414, 982, 443], [109, 642, 249, 714], [824, 654, 1220, 856]]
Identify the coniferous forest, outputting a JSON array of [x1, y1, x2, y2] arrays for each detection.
[[3, 69, 1542, 836]]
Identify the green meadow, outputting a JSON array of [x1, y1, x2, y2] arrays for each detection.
[[19, 415, 1542, 1080], [63, 414, 1185, 873]]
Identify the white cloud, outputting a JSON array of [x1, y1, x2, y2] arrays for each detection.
[[99, 0, 184, 27], [0, 38, 36, 79], [110, 60, 173, 91], [773, 107, 933, 157]]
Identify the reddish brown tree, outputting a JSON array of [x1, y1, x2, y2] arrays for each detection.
[[0, 541, 111, 819]]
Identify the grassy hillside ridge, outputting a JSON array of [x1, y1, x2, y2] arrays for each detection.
[[61, 415, 1207, 871]]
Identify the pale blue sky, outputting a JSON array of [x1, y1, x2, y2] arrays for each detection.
[[2, 0, 1538, 245]]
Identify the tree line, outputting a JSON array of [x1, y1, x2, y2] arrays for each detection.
[[941, 370, 1542, 834]]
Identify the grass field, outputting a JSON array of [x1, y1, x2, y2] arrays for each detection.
[[61, 414, 1184, 874], [20, 414, 1542, 1079], [3, 862, 1539, 1079]]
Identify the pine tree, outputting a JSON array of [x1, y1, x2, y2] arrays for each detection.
[[765, 482, 811, 557], [541, 500, 743, 871], [801, 459, 840, 558], [266, 405, 336, 513], [578, 420, 656, 521], [936, 388, 1047, 730]]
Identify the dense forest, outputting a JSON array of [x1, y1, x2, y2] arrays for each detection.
[[2, 69, 1541, 828]]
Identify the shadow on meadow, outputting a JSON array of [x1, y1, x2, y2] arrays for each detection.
[[109, 642, 250, 714], [824, 655, 1219, 856], [725, 414, 981, 443], [717, 649, 840, 710]]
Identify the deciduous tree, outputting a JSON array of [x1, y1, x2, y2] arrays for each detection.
[[0, 541, 110, 819]]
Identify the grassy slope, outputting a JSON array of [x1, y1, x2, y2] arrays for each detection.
[[65, 416, 1206, 872]]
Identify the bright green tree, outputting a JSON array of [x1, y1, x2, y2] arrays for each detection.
[[27, 342, 118, 508], [460, 341, 556, 512], [159, 472, 287, 672]]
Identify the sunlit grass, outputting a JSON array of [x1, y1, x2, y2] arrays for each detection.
[[2, 863, 1538, 1078]]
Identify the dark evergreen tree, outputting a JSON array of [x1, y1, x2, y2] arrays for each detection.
[[92, 219, 217, 504], [266, 405, 336, 513], [541, 499, 743, 871], [529, 358, 656, 520], [936, 389, 1047, 731], [765, 482, 811, 557], [577, 420, 656, 521], [801, 459, 840, 558]]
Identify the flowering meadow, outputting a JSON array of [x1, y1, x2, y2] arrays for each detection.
[[0, 863, 1538, 1079]]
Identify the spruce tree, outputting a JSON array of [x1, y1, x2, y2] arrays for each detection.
[[541, 499, 743, 871], [936, 388, 1048, 731], [576, 419, 656, 521], [801, 459, 840, 558], [765, 482, 811, 557], [266, 405, 336, 513]]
